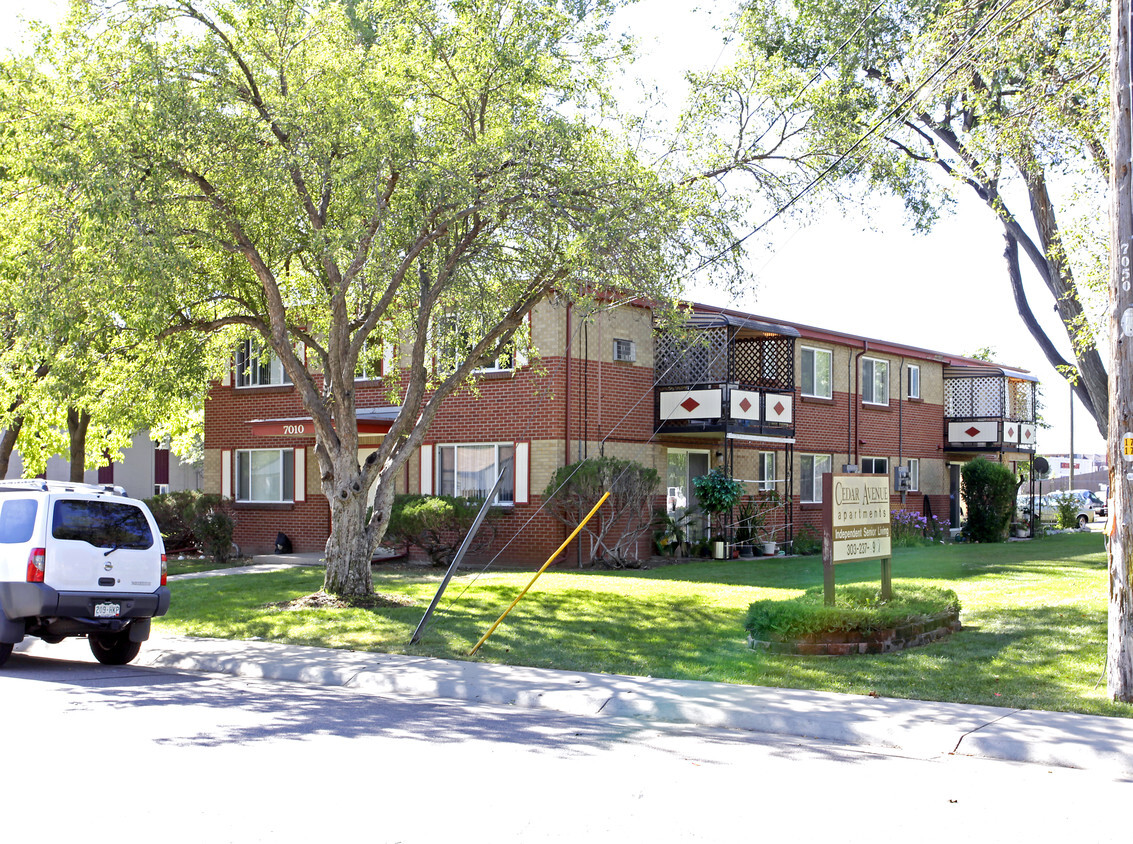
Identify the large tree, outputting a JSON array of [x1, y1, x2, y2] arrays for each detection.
[[0, 50, 221, 480], [708, 0, 1109, 436], [57, 0, 735, 598]]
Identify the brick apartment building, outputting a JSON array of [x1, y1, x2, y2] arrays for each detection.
[[202, 297, 1039, 562]]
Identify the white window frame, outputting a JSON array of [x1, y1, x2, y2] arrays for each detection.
[[235, 339, 291, 388], [862, 357, 889, 406], [800, 346, 832, 399], [354, 336, 395, 381], [908, 458, 920, 491], [435, 443, 516, 505], [612, 338, 636, 362], [235, 448, 295, 503], [861, 456, 889, 475], [907, 364, 921, 399], [758, 452, 776, 492], [434, 314, 527, 374], [800, 454, 832, 503]]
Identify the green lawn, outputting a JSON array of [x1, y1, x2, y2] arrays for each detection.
[[155, 532, 1132, 718]]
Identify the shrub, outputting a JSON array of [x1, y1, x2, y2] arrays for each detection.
[[1050, 493, 1080, 529], [145, 490, 237, 563], [385, 494, 498, 567], [891, 509, 952, 547], [744, 584, 961, 640], [960, 458, 1017, 542], [790, 524, 822, 555]]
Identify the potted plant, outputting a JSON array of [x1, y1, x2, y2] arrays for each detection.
[[754, 489, 782, 555], [693, 468, 744, 560], [735, 499, 759, 558]]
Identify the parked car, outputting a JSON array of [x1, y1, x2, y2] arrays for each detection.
[[1016, 494, 1053, 524], [0, 480, 171, 668], [1042, 489, 1107, 528]]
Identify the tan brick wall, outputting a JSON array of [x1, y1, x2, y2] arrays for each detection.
[[203, 448, 221, 495]]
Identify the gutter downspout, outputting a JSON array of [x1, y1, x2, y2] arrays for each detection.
[[853, 341, 869, 466], [565, 302, 572, 467]]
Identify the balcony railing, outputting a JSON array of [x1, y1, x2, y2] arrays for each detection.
[[655, 313, 798, 437], [943, 366, 1038, 451]]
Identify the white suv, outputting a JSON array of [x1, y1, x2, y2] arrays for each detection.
[[0, 480, 170, 667]]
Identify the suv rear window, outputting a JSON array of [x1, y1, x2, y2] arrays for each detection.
[[0, 499, 37, 543], [51, 500, 154, 550]]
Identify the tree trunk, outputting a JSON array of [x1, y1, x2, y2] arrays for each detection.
[[66, 407, 91, 483], [323, 489, 376, 598], [1107, 0, 1133, 702], [0, 416, 24, 480]]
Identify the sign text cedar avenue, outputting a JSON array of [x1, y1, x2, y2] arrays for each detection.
[[826, 473, 892, 563]]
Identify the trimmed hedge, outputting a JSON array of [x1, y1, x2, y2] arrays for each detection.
[[744, 584, 961, 640]]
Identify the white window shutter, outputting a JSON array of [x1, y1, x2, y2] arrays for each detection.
[[420, 446, 433, 495], [514, 442, 529, 504], [294, 448, 306, 502], [221, 450, 232, 498]]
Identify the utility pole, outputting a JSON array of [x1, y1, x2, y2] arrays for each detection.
[[1108, 0, 1133, 701]]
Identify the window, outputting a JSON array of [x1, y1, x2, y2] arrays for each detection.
[[862, 357, 889, 405], [236, 339, 291, 387], [236, 449, 295, 503], [436, 443, 515, 504], [800, 347, 832, 399], [51, 500, 153, 550], [908, 458, 920, 491], [800, 454, 831, 503], [758, 452, 776, 491], [861, 456, 889, 475], [0, 499, 37, 544], [613, 338, 636, 362], [434, 314, 525, 373], [907, 364, 921, 399], [355, 338, 393, 381]]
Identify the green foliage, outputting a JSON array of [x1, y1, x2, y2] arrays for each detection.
[[654, 508, 699, 557], [961, 458, 1018, 542], [692, 468, 744, 514], [790, 523, 822, 556], [145, 490, 236, 564], [544, 457, 659, 566], [1051, 493, 1081, 530], [744, 584, 961, 640], [385, 494, 496, 567]]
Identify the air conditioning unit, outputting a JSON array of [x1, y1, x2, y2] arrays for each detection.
[[154, 483, 170, 496], [613, 338, 636, 362]]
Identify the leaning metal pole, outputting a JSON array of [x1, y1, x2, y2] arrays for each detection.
[[409, 462, 512, 646], [469, 491, 611, 656]]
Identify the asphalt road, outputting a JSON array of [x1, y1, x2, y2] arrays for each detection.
[[3, 650, 1130, 843]]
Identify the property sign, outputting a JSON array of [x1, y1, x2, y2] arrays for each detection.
[[824, 473, 892, 563], [1124, 432, 1133, 462]]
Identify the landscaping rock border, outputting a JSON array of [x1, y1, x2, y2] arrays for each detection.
[[748, 608, 961, 655]]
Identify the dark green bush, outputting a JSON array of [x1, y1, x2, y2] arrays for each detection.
[[385, 494, 498, 567], [744, 584, 961, 639], [790, 524, 822, 555], [960, 458, 1017, 542], [145, 490, 237, 563]]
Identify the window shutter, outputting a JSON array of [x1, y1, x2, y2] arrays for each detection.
[[420, 446, 433, 495], [221, 450, 232, 498], [294, 448, 306, 502], [514, 442, 529, 504]]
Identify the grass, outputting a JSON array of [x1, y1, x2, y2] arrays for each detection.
[[153, 532, 1133, 718]]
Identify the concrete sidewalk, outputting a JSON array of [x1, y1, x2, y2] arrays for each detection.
[[16, 631, 1133, 777]]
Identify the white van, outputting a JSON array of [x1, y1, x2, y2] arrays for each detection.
[[0, 480, 170, 667]]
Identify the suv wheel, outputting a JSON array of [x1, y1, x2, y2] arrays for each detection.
[[0, 642, 11, 668], [89, 631, 142, 666]]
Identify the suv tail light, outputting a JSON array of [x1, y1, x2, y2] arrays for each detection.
[[26, 548, 46, 583], [160, 553, 167, 587]]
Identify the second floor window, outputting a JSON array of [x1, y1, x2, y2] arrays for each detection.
[[236, 339, 291, 387], [862, 357, 889, 405], [801, 347, 832, 399], [908, 364, 921, 399]]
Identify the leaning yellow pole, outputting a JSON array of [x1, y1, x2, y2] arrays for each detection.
[[470, 490, 611, 656]]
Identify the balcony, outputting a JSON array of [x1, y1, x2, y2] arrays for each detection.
[[943, 365, 1038, 452], [655, 313, 798, 439]]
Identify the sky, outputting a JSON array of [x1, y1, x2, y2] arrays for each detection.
[[0, 0, 1110, 459]]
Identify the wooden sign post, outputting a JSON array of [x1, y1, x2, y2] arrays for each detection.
[[822, 473, 892, 606]]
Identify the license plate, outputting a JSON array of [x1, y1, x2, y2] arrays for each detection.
[[94, 602, 121, 619]]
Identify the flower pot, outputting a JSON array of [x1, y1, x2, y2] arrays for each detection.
[[761, 541, 777, 556], [712, 540, 727, 560], [738, 544, 755, 558]]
